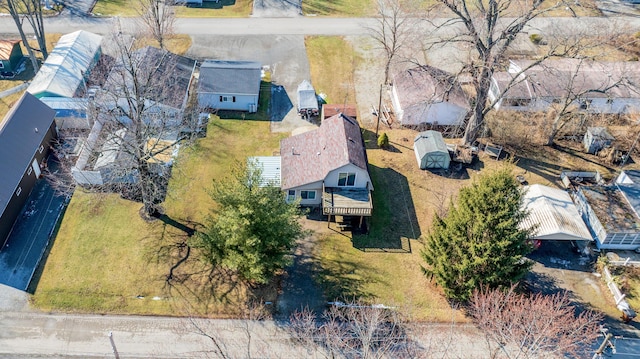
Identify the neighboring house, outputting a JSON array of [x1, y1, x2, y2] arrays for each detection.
[[197, 60, 261, 112], [413, 130, 450, 170], [280, 113, 373, 220], [0, 40, 23, 74], [521, 184, 593, 242], [489, 59, 640, 113], [99, 46, 196, 131], [391, 65, 470, 128], [27, 30, 102, 98], [576, 170, 640, 250], [71, 47, 195, 186], [0, 93, 57, 249]]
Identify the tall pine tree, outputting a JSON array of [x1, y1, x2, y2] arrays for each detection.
[[421, 167, 533, 301], [193, 161, 306, 284]]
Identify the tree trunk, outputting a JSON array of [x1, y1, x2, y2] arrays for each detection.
[[138, 163, 158, 218], [6, 2, 40, 72], [462, 66, 492, 145]]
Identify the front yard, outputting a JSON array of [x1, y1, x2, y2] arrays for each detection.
[[33, 119, 285, 316]]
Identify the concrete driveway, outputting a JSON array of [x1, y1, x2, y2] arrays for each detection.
[[187, 34, 315, 133], [0, 158, 68, 291]]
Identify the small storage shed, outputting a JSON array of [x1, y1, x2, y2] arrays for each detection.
[[584, 127, 614, 154], [0, 40, 23, 74], [413, 130, 450, 169]]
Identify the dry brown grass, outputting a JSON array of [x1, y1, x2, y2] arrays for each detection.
[[133, 34, 193, 56]]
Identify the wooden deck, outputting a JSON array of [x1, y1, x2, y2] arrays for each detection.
[[322, 187, 373, 216]]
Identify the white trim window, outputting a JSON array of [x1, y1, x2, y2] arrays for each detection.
[[300, 190, 316, 200], [39, 145, 44, 153], [16, 187, 22, 196], [287, 190, 296, 202], [338, 172, 356, 187]]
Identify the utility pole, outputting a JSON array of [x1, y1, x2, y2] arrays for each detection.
[[108, 331, 120, 359], [375, 83, 383, 138]]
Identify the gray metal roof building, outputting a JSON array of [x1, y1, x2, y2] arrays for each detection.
[[521, 184, 593, 241], [0, 93, 56, 214], [198, 60, 261, 96]]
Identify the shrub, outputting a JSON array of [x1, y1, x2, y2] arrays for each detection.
[[377, 132, 389, 149], [529, 33, 543, 45]]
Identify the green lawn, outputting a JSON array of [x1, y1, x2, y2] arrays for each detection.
[[93, 0, 252, 17], [33, 119, 285, 316], [305, 36, 358, 106], [303, 0, 375, 16]]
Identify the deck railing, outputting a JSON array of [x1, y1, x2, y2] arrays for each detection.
[[322, 206, 372, 216]]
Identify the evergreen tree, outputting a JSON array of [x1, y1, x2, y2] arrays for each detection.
[[193, 161, 306, 284], [421, 167, 533, 301]]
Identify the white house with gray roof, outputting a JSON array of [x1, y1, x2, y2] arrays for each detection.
[[197, 60, 261, 113]]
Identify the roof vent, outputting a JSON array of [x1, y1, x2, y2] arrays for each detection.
[[317, 152, 321, 156], [34, 127, 38, 133]]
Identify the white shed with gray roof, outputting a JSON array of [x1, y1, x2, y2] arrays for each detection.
[[521, 184, 593, 241], [198, 60, 261, 113], [413, 130, 450, 169]]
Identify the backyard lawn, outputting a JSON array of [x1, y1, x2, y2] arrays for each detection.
[[33, 119, 285, 316], [93, 0, 252, 17]]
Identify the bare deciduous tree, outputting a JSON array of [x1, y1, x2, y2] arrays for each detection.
[[468, 286, 602, 359], [290, 303, 424, 359], [53, 32, 199, 218], [136, 0, 177, 49], [368, 0, 415, 85], [1, 0, 48, 71]]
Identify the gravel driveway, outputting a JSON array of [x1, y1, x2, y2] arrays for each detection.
[[252, 0, 302, 18]]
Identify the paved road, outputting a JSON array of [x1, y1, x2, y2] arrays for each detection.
[[0, 310, 492, 358], [1, 15, 640, 38]]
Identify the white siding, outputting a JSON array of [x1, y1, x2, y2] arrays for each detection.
[[424, 102, 466, 126], [325, 164, 372, 189], [198, 93, 258, 112], [391, 84, 404, 123], [286, 181, 323, 205]]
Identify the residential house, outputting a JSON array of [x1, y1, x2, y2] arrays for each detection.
[[489, 59, 640, 113], [576, 170, 640, 250], [280, 113, 373, 221], [391, 65, 470, 128], [71, 47, 195, 186], [0, 40, 23, 74], [521, 184, 593, 242], [0, 93, 56, 249], [198, 60, 261, 113], [27, 30, 102, 98]]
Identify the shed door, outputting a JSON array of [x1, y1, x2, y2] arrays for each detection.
[[32, 159, 41, 178]]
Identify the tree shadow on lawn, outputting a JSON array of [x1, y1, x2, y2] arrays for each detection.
[[351, 164, 419, 253], [315, 252, 377, 303]]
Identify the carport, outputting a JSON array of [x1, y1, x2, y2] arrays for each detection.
[[521, 184, 593, 242]]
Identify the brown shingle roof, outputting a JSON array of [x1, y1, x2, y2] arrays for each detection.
[[281, 113, 367, 190], [501, 59, 640, 99], [0, 40, 20, 61], [393, 65, 469, 110]]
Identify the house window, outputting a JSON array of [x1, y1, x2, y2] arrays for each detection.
[[607, 98, 614, 104], [39, 145, 44, 153], [16, 187, 21, 196], [220, 96, 233, 102], [27, 167, 32, 176], [287, 190, 296, 202], [0, 62, 4, 69], [233, 96, 236, 102], [300, 190, 316, 200], [338, 172, 356, 186]]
